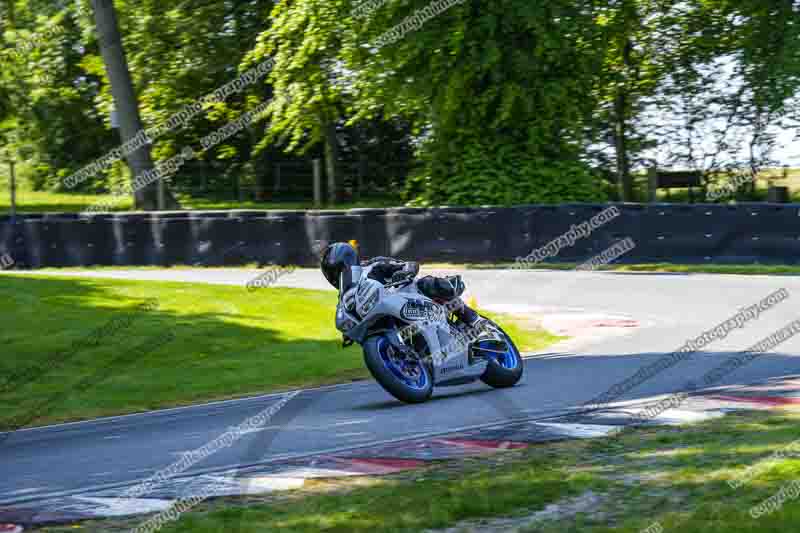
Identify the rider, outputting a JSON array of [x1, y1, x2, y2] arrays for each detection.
[[320, 242, 482, 326]]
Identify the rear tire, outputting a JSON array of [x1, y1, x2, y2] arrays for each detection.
[[364, 335, 434, 403], [477, 318, 524, 388]]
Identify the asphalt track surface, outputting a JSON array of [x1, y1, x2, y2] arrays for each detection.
[[2, 268, 800, 506]]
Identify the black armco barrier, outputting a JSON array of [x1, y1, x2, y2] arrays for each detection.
[[1, 203, 799, 268]]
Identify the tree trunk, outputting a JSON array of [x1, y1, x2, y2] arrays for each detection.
[[357, 126, 367, 200], [92, 0, 179, 210], [248, 119, 270, 202], [323, 121, 340, 204], [357, 154, 367, 200], [614, 91, 632, 201], [614, 37, 634, 202], [273, 163, 281, 196], [255, 154, 268, 202], [4, 0, 14, 25]]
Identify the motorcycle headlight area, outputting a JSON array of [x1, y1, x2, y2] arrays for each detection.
[[335, 305, 356, 332]]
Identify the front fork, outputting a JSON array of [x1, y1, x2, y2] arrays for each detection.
[[452, 317, 504, 364]]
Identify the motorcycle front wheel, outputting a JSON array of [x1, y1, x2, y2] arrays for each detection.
[[363, 335, 433, 403]]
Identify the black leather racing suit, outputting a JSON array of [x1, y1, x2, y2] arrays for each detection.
[[361, 256, 480, 325]]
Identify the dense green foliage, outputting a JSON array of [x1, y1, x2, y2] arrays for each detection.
[[0, 0, 798, 208]]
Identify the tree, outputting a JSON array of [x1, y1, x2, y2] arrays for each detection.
[[586, 0, 682, 202], [644, 0, 800, 199], [0, 0, 113, 192], [5, 0, 797, 210], [246, 0, 350, 204], [91, 0, 177, 209], [111, 0, 275, 200], [346, 0, 609, 205]]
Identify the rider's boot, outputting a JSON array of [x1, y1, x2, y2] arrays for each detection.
[[453, 301, 482, 327]]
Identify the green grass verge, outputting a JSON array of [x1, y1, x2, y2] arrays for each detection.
[[0, 275, 558, 429], [46, 409, 800, 533], [173, 194, 403, 211], [480, 309, 562, 352], [0, 188, 135, 213], [0, 183, 403, 213]]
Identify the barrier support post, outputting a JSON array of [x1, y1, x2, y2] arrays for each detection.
[[647, 165, 658, 203], [313, 158, 322, 208], [8, 159, 17, 220], [158, 176, 165, 211]]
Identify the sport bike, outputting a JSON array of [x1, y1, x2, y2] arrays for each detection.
[[331, 262, 524, 403]]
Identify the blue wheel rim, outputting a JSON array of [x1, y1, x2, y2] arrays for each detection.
[[377, 337, 429, 390], [474, 335, 519, 369]]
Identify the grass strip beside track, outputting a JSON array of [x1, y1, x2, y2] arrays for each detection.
[[0, 275, 559, 429]]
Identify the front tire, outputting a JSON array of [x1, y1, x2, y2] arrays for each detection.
[[364, 335, 434, 403], [476, 318, 524, 388]]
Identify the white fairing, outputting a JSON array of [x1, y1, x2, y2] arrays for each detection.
[[355, 278, 382, 317], [335, 263, 493, 385]]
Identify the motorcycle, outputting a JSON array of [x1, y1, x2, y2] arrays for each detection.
[[332, 261, 524, 403]]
